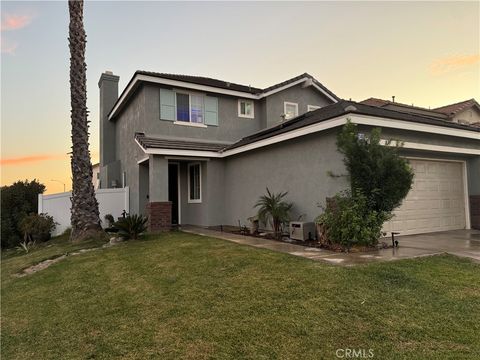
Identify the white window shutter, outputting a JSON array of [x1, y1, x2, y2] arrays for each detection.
[[204, 96, 218, 126], [160, 88, 175, 121]]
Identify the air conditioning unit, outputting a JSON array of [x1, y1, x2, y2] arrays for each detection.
[[289, 221, 316, 241]]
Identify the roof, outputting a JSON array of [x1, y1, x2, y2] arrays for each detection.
[[433, 98, 480, 116], [360, 98, 448, 119], [225, 100, 479, 151], [135, 133, 230, 152], [136, 71, 262, 94], [108, 71, 339, 120]]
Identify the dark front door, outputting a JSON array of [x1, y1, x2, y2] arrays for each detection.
[[168, 163, 179, 225]]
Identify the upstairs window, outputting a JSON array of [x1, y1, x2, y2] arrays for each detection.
[[238, 99, 254, 118], [176, 93, 204, 123], [284, 102, 298, 120]]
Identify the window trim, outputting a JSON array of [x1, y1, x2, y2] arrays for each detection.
[[174, 91, 206, 125], [187, 162, 202, 203], [238, 99, 255, 119], [284, 102, 299, 120], [307, 105, 321, 112]]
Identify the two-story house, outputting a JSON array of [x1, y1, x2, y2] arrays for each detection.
[[99, 71, 480, 235]]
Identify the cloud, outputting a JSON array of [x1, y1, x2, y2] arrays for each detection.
[[430, 54, 480, 75], [1, 154, 66, 166], [1, 36, 18, 54], [1, 13, 33, 31]]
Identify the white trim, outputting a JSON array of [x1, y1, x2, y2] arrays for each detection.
[[404, 157, 471, 230], [349, 114, 479, 140], [109, 75, 338, 120], [137, 156, 149, 164], [136, 114, 479, 159], [165, 156, 211, 162], [307, 105, 321, 112], [238, 99, 255, 118], [188, 162, 202, 203], [173, 121, 207, 128], [124, 186, 130, 214], [380, 140, 480, 155], [283, 102, 299, 120]]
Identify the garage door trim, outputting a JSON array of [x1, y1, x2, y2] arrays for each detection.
[[406, 156, 471, 230]]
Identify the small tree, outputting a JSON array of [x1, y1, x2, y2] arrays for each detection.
[[255, 188, 292, 239], [318, 121, 414, 247], [1, 179, 46, 248], [337, 121, 414, 213]]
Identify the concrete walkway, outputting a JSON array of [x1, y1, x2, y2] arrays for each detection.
[[182, 226, 480, 266]]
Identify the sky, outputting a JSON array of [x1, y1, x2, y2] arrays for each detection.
[[1, 1, 479, 194]]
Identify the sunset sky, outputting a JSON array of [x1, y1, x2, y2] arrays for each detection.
[[1, 1, 479, 194]]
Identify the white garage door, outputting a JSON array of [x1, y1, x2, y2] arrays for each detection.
[[383, 159, 466, 236]]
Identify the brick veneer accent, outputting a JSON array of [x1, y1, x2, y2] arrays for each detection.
[[470, 195, 480, 230], [146, 201, 172, 232]]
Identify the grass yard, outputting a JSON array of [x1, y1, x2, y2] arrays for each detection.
[[2, 232, 479, 359]]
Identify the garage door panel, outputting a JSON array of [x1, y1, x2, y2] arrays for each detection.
[[383, 159, 466, 236]]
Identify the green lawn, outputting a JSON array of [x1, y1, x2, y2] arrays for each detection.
[[2, 232, 479, 359]]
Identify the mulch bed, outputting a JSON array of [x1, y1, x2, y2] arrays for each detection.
[[210, 225, 393, 253]]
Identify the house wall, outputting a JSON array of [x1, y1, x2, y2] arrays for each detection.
[[222, 129, 348, 227], [265, 84, 333, 128], [141, 84, 262, 142], [452, 108, 480, 125], [113, 89, 147, 214]]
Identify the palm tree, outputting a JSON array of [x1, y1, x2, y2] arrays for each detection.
[[68, 0, 102, 241], [254, 188, 292, 239]]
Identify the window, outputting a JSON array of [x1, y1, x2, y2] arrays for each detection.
[[284, 102, 298, 120], [188, 163, 201, 203], [307, 105, 321, 112], [175, 93, 205, 124], [238, 99, 254, 118]]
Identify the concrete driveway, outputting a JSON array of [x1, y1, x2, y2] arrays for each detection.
[[183, 226, 480, 266]]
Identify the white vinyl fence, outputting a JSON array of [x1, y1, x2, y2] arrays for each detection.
[[38, 187, 129, 236]]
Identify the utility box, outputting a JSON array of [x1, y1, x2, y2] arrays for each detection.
[[289, 221, 316, 241]]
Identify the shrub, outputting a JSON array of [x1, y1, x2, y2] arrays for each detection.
[[1, 179, 46, 248], [317, 191, 390, 248], [19, 213, 57, 242], [114, 214, 148, 240], [254, 188, 292, 239], [104, 214, 115, 228], [336, 121, 414, 213]]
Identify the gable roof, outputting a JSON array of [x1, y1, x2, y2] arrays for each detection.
[[433, 98, 480, 116], [108, 71, 339, 120], [136, 71, 262, 94], [225, 100, 479, 151], [360, 98, 448, 119]]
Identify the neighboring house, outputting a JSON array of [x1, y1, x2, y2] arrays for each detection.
[[98, 71, 480, 235], [361, 97, 480, 127], [92, 162, 100, 189]]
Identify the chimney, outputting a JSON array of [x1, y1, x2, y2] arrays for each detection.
[[392, 96, 395, 103], [98, 71, 119, 168]]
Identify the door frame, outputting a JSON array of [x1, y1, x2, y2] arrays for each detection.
[[405, 156, 471, 230], [169, 162, 181, 225]]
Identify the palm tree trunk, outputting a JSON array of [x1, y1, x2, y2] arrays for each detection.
[[68, 0, 102, 241]]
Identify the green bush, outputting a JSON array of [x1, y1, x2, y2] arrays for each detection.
[[317, 191, 389, 248], [19, 213, 57, 242], [1, 179, 46, 248], [317, 121, 414, 247], [114, 214, 148, 240], [254, 188, 292, 239], [337, 121, 414, 213]]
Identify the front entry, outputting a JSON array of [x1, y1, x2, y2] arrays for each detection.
[[168, 163, 179, 225]]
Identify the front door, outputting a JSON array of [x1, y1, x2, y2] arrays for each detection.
[[168, 163, 179, 225]]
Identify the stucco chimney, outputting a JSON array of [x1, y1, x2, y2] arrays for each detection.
[[98, 71, 119, 168]]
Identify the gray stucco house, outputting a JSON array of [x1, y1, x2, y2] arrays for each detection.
[[98, 71, 480, 235]]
